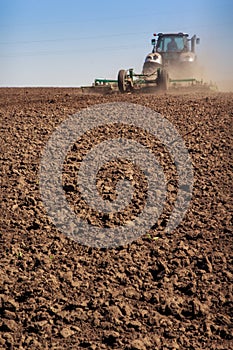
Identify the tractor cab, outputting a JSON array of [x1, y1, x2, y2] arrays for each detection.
[[155, 33, 189, 53], [152, 33, 200, 54]]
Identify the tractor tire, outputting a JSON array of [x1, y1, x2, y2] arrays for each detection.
[[158, 69, 169, 91], [118, 69, 127, 93]]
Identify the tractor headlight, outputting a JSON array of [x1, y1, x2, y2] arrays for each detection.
[[145, 55, 153, 61], [182, 56, 194, 62]]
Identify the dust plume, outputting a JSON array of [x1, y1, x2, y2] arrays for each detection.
[[197, 37, 233, 92]]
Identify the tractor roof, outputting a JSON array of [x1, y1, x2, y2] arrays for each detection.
[[157, 32, 189, 37]]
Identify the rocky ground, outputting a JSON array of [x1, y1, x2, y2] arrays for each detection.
[[0, 88, 232, 349]]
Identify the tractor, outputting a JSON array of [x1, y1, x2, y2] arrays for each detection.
[[117, 32, 201, 92]]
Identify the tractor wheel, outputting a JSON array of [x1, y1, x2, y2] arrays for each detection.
[[158, 69, 169, 91], [118, 70, 128, 93]]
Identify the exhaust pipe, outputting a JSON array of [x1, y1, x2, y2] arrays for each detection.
[[191, 35, 196, 53]]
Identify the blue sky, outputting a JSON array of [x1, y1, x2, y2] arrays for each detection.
[[0, 0, 232, 87]]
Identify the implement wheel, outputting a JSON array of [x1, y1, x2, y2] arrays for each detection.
[[118, 69, 128, 93]]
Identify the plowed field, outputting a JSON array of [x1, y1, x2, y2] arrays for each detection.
[[1, 88, 232, 350]]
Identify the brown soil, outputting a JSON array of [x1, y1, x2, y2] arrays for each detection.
[[1, 88, 232, 350]]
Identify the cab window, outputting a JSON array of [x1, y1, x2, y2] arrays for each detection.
[[157, 36, 184, 52]]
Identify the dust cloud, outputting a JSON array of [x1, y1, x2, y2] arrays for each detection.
[[197, 38, 233, 92]]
